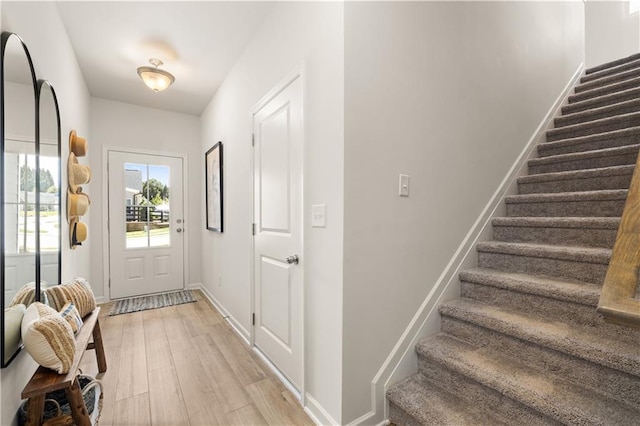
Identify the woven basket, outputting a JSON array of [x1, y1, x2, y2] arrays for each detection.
[[19, 375, 103, 426]]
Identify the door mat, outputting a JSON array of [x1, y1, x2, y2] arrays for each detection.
[[109, 290, 196, 316]]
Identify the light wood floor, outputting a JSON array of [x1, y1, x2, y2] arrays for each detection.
[[79, 291, 314, 426]]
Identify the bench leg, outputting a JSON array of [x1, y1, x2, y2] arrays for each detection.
[[24, 395, 44, 426], [92, 317, 107, 373], [65, 378, 91, 426]]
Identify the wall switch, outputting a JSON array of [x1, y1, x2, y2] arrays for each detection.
[[312, 204, 326, 227], [399, 174, 410, 197]]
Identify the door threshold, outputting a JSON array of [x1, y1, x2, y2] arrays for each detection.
[[252, 346, 302, 403]]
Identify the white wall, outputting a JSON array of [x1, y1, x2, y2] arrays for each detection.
[[1, 2, 91, 424], [89, 97, 202, 300], [200, 3, 344, 423], [586, 0, 640, 68], [343, 2, 585, 424]]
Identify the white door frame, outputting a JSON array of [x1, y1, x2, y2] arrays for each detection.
[[250, 64, 306, 405], [101, 146, 190, 302]]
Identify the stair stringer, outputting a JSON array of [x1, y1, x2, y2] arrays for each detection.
[[349, 63, 585, 426]]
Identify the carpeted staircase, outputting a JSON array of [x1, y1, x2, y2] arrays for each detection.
[[387, 54, 640, 425]]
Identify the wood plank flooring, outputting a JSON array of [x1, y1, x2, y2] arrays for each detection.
[[79, 291, 313, 426]]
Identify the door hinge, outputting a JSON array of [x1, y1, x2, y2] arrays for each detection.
[[251, 133, 255, 147], [252, 223, 256, 235], [108, 279, 111, 289], [252, 313, 255, 326]]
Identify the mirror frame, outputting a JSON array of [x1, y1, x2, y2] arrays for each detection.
[[1, 31, 39, 368], [36, 78, 62, 305]]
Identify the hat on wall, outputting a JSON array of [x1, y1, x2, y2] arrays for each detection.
[[68, 152, 91, 192], [67, 189, 90, 221], [70, 217, 87, 249], [69, 130, 87, 157]]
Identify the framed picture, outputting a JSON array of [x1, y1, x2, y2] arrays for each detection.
[[205, 142, 223, 232]]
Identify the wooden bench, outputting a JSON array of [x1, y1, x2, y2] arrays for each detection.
[[21, 307, 107, 426]]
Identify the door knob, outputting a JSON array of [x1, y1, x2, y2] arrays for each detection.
[[286, 255, 299, 265], [177, 228, 182, 233]]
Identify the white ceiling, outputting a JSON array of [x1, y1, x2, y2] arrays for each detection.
[[56, 2, 275, 116]]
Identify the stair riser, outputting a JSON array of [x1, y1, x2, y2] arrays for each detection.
[[554, 103, 640, 128], [417, 357, 556, 426], [440, 316, 640, 411], [492, 224, 617, 248], [388, 403, 422, 426], [577, 66, 640, 91], [518, 173, 632, 194], [563, 88, 640, 115], [568, 79, 640, 104], [547, 116, 640, 142], [538, 132, 640, 157], [477, 251, 608, 284], [529, 152, 638, 174], [505, 199, 625, 218]]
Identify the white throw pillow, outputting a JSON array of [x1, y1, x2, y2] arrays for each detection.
[[22, 302, 75, 374]]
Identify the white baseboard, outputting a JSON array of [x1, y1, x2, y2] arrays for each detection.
[[195, 283, 251, 344], [95, 296, 105, 304], [304, 393, 339, 426], [354, 62, 585, 426]]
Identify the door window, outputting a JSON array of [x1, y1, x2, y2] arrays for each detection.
[[124, 163, 171, 249]]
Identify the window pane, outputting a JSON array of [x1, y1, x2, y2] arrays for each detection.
[[148, 165, 170, 247], [124, 163, 170, 248]]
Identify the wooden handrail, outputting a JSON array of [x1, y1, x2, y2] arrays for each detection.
[[598, 154, 640, 328]]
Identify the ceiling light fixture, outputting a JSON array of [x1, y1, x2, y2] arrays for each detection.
[[137, 58, 175, 92]]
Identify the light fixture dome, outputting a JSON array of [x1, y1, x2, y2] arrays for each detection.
[[137, 58, 175, 92]]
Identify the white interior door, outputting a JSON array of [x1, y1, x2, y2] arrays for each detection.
[[108, 151, 184, 299], [253, 74, 304, 391]]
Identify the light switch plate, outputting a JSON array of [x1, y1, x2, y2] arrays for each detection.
[[399, 174, 410, 197], [312, 204, 326, 227]]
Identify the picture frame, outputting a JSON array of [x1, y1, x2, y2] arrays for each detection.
[[205, 142, 223, 232]]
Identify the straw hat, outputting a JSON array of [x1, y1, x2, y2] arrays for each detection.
[[68, 152, 91, 192], [69, 130, 87, 157], [70, 217, 87, 248], [67, 189, 90, 221]]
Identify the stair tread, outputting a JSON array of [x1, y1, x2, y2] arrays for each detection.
[[585, 55, 640, 79], [537, 126, 640, 155], [387, 373, 510, 426], [460, 268, 602, 306], [492, 216, 620, 229], [555, 98, 640, 127], [568, 76, 640, 103], [476, 241, 611, 263], [438, 299, 640, 377], [563, 86, 640, 115], [547, 111, 640, 138], [417, 333, 640, 425], [505, 189, 628, 203], [518, 164, 634, 184], [578, 65, 640, 89], [529, 144, 639, 167]]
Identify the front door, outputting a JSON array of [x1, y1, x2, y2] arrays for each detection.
[[108, 150, 184, 299], [253, 73, 304, 391]]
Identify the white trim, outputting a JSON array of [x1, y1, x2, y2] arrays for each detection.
[[304, 393, 340, 426], [197, 282, 251, 344], [101, 145, 189, 303], [354, 63, 585, 426], [250, 64, 307, 405]]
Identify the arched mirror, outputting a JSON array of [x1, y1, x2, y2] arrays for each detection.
[[1, 32, 38, 367], [36, 81, 61, 294]]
